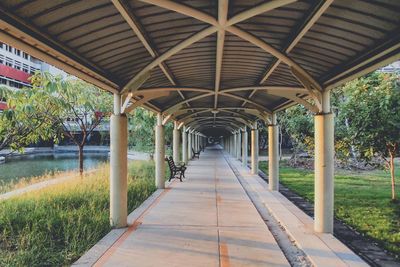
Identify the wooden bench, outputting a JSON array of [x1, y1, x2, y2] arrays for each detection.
[[191, 147, 200, 159], [165, 156, 186, 182]]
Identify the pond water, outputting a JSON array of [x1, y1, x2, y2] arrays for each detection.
[[0, 153, 109, 184]]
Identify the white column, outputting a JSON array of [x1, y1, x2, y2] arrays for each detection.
[[268, 113, 279, 191], [188, 131, 192, 159], [251, 122, 259, 175], [314, 90, 334, 233], [196, 133, 199, 151], [236, 131, 241, 160], [231, 135, 234, 155], [173, 121, 180, 163], [110, 93, 127, 228], [242, 127, 248, 167], [155, 113, 165, 189], [182, 126, 188, 164], [233, 133, 237, 157], [193, 133, 197, 152]]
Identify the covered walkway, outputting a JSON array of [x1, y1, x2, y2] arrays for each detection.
[[78, 146, 366, 267], [93, 146, 289, 266]]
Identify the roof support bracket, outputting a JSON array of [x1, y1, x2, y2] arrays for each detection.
[[290, 67, 322, 111], [124, 91, 170, 113]]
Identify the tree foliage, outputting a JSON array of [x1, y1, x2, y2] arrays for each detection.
[[277, 71, 399, 200], [30, 72, 113, 173], [278, 104, 314, 161], [128, 107, 173, 154], [340, 72, 399, 199], [0, 85, 57, 152]]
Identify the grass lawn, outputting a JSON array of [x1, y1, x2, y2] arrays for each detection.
[[0, 161, 157, 267], [259, 161, 400, 257]]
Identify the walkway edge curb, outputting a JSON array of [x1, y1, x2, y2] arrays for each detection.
[[72, 187, 166, 267]]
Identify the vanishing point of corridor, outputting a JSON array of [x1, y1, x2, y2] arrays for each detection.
[[94, 147, 289, 266]]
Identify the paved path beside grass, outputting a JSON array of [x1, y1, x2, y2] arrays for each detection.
[[92, 147, 289, 267], [83, 146, 367, 267]]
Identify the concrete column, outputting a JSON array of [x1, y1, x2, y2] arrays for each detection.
[[237, 131, 241, 160], [173, 121, 180, 163], [251, 122, 259, 175], [182, 126, 188, 164], [314, 90, 334, 233], [242, 127, 248, 167], [188, 131, 192, 159], [231, 135, 234, 156], [268, 113, 279, 191], [196, 134, 199, 151], [233, 133, 237, 157], [230, 135, 232, 155], [110, 93, 128, 228], [155, 113, 165, 189], [194, 133, 197, 152]]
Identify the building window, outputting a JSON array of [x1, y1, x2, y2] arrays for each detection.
[[0, 77, 7, 85], [14, 61, 21, 70], [23, 52, 29, 60], [0, 42, 3, 49], [30, 67, 38, 75], [22, 64, 29, 73], [5, 57, 13, 67], [0, 55, 4, 65], [14, 49, 21, 56], [6, 45, 12, 53], [9, 80, 24, 89]]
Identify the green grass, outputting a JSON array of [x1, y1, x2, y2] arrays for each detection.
[[259, 161, 400, 257], [0, 161, 157, 267]]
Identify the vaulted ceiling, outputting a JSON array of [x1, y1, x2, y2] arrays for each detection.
[[1, 0, 399, 134]]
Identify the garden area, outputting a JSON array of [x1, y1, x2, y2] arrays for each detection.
[[259, 161, 400, 258], [0, 161, 156, 266]]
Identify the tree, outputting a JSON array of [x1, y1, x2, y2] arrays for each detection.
[[278, 105, 314, 163], [30, 72, 112, 174], [341, 72, 400, 200], [0, 85, 56, 152], [128, 107, 157, 153], [128, 107, 174, 155]]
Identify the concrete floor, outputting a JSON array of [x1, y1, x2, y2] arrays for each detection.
[[94, 147, 289, 267], [87, 146, 367, 267]]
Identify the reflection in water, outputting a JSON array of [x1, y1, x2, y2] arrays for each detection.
[[0, 153, 109, 183]]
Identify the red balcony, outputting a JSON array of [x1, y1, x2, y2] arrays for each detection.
[[0, 64, 31, 83], [0, 102, 7, 110]]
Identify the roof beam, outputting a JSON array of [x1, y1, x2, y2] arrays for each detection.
[[124, 91, 170, 113], [138, 0, 218, 26], [226, 25, 321, 92], [112, 0, 176, 85], [163, 92, 214, 114], [186, 116, 253, 128], [221, 86, 307, 94], [137, 86, 306, 94], [112, 0, 194, 108], [180, 110, 254, 125], [219, 92, 272, 114], [259, 0, 333, 84], [244, 0, 333, 108], [136, 87, 212, 94], [227, 0, 297, 26], [122, 26, 218, 94], [214, 0, 228, 109]]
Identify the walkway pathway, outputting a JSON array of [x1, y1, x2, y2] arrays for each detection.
[[93, 147, 289, 267], [78, 146, 367, 267]]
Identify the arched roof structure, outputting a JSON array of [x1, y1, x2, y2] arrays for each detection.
[[1, 0, 399, 135]]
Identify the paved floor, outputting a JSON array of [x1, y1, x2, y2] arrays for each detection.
[[94, 147, 289, 267]]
